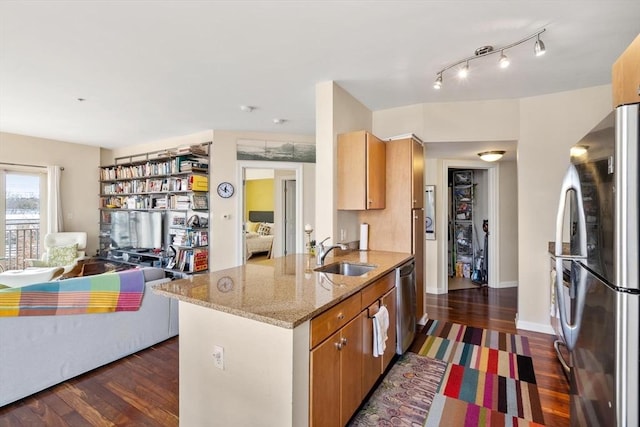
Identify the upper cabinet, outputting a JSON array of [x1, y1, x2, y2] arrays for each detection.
[[411, 138, 425, 209], [612, 33, 640, 107], [337, 131, 386, 210]]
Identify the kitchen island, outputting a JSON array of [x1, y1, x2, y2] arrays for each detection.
[[153, 250, 412, 427]]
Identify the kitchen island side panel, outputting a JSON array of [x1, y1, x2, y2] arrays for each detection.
[[178, 301, 310, 427]]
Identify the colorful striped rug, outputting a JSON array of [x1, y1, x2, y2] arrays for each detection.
[[350, 320, 546, 426]]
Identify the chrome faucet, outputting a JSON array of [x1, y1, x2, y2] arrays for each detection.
[[316, 237, 348, 266]]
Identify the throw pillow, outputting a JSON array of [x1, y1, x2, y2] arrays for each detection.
[[246, 221, 259, 233], [257, 223, 272, 236], [47, 244, 78, 267]]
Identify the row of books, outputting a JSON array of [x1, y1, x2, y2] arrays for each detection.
[[171, 229, 209, 247], [166, 248, 208, 272], [101, 176, 207, 195], [101, 154, 209, 181]]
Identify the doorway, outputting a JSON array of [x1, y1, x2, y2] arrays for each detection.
[[448, 168, 489, 290], [439, 160, 499, 293], [237, 162, 304, 265]]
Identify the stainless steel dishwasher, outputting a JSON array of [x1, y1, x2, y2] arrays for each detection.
[[396, 259, 416, 354]]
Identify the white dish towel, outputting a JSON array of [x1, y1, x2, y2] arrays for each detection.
[[372, 305, 389, 357]]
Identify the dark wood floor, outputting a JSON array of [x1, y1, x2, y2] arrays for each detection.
[[426, 287, 570, 427], [1, 287, 569, 426]]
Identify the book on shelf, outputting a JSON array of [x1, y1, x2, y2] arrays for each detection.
[[191, 193, 208, 209]]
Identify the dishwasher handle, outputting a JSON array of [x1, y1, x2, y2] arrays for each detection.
[[398, 260, 415, 277]]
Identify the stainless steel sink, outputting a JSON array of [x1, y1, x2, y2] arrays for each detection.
[[314, 262, 376, 276]]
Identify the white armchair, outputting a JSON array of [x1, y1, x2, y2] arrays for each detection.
[[25, 232, 88, 274]]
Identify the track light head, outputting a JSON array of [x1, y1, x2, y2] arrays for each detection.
[[534, 35, 546, 56], [433, 74, 442, 89], [458, 61, 469, 78], [498, 50, 510, 68]]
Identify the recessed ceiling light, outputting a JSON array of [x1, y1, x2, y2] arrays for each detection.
[[240, 105, 255, 112], [77, 98, 86, 102], [273, 118, 286, 124]]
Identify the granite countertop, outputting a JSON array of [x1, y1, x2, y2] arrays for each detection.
[[152, 250, 412, 329], [548, 241, 571, 256]]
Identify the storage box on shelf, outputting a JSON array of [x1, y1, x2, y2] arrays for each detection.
[[98, 143, 210, 277]]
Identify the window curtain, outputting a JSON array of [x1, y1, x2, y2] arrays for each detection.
[[47, 165, 63, 233]]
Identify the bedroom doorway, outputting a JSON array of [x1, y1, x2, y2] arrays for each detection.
[[237, 162, 303, 264]]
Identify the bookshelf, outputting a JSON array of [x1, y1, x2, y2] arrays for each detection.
[[99, 143, 210, 277]]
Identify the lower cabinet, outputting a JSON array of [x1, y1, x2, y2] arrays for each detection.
[[309, 271, 398, 426], [310, 314, 363, 427], [362, 288, 397, 395]]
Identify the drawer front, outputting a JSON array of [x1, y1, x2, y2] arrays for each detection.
[[310, 293, 361, 349], [361, 272, 395, 310]]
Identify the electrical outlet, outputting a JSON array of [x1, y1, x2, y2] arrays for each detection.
[[213, 345, 224, 370]]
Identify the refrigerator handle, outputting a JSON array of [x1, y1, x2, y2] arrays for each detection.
[[554, 164, 589, 352], [554, 164, 588, 259]]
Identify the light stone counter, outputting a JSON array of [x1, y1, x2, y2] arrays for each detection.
[[153, 250, 412, 329]]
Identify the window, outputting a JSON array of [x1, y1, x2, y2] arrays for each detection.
[[0, 169, 46, 270]]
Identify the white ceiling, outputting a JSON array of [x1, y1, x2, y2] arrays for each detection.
[[1, 1, 638, 150]]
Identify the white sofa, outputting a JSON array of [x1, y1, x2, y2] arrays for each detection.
[[0, 267, 178, 406]]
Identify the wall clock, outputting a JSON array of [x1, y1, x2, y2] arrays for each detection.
[[217, 182, 235, 198]]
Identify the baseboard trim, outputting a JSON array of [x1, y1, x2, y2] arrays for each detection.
[[516, 319, 555, 335], [490, 280, 518, 289], [426, 286, 447, 295]]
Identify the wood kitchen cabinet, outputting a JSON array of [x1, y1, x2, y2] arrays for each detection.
[[337, 130, 386, 210], [612, 33, 640, 107], [309, 270, 398, 426], [359, 136, 426, 321], [310, 313, 363, 427], [362, 286, 397, 394]]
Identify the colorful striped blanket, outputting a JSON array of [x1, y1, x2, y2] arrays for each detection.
[[0, 269, 146, 317]]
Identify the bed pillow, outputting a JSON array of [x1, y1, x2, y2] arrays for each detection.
[[47, 244, 78, 267], [257, 222, 272, 236], [246, 221, 259, 233]]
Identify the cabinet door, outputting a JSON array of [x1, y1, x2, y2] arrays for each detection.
[[361, 302, 382, 395], [338, 131, 367, 210], [310, 329, 341, 427], [411, 139, 425, 209], [612, 33, 640, 107], [381, 288, 397, 370], [366, 133, 386, 210], [413, 210, 425, 321], [340, 314, 363, 426]]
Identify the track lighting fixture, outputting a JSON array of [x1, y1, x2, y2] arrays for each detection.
[[499, 50, 510, 68], [534, 33, 546, 56], [458, 61, 469, 78], [433, 29, 546, 90], [433, 73, 442, 89]]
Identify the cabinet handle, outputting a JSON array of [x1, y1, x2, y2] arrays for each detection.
[[337, 313, 344, 320], [368, 199, 372, 206], [335, 342, 343, 350], [341, 337, 348, 346]]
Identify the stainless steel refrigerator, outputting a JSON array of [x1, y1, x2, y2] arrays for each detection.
[[554, 103, 639, 426]]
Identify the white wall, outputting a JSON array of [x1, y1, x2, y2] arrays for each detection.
[[371, 87, 612, 332], [516, 84, 611, 332], [498, 161, 518, 285], [104, 129, 314, 272], [315, 81, 372, 244], [1, 132, 101, 254]]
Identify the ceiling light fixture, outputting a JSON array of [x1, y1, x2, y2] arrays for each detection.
[[458, 61, 469, 79], [534, 33, 546, 56], [433, 73, 443, 89], [434, 28, 546, 90], [478, 150, 506, 162], [240, 105, 255, 112], [498, 50, 510, 68], [273, 118, 286, 124]]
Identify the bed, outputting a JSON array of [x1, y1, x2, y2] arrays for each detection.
[[245, 211, 274, 259]]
